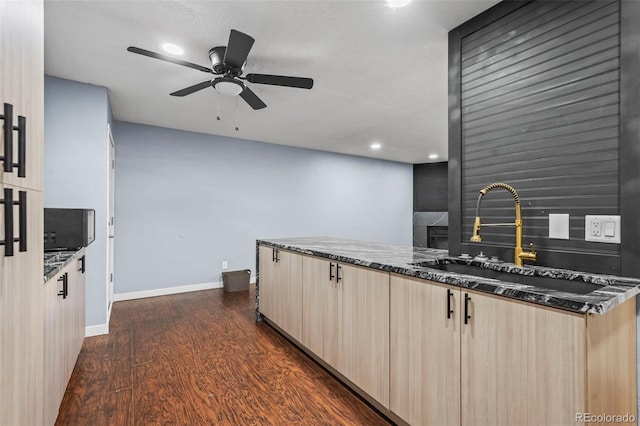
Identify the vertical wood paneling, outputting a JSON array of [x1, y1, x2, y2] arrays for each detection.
[[450, 0, 624, 274]]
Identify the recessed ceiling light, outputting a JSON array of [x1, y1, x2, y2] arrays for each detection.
[[161, 43, 184, 55], [386, 0, 412, 9], [428, 153, 439, 160], [370, 142, 382, 150]]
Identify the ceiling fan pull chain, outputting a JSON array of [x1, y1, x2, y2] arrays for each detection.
[[216, 86, 221, 121], [234, 96, 239, 131]]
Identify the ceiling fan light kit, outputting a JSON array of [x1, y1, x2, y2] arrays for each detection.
[[212, 78, 244, 96], [127, 29, 314, 111]]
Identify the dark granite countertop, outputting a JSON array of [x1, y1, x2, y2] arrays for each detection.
[[257, 237, 640, 314], [43, 249, 84, 282]]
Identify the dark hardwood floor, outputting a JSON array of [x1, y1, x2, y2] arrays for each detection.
[[56, 286, 392, 425]]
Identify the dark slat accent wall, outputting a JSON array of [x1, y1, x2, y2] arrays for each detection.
[[450, 0, 624, 274], [620, 0, 640, 278], [414, 162, 448, 212]]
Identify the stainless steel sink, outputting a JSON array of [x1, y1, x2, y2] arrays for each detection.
[[411, 261, 603, 295]]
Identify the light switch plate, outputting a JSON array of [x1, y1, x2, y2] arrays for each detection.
[[585, 215, 620, 243], [549, 213, 569, 240], [549, 214, 570, 239]]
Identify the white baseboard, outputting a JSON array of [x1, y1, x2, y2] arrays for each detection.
[[113, 280, 236, 302], [85, 323, 109, 337]]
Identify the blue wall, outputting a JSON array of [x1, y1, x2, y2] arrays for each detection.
[[44, 76, 111, 328], [112, 122, 413, 294]]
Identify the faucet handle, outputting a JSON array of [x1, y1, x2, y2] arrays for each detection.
[[529, 242, 536, 253]]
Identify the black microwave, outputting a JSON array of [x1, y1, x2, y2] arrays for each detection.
[[44, 208, 95, 251]]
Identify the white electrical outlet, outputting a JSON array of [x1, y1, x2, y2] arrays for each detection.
[[585, 215, 620, 243], [591, 219, 601, 237], [222, 261, 228, 270]]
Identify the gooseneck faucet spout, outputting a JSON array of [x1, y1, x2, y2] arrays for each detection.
[[470, 183, 536, 267]]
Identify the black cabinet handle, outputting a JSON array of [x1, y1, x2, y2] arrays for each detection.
[[336, 264, 342, 283], [447, 289, 454, 319], [17, 190, 26, 252], [1, 188, 13, 256], [0, 103, 26, 176], [78, 255, 85, 273], [58, 272, 68, 299], [275, 249, 280, 263], [1, 103, 13, 173], [329, 262, 335, 280], [464, 293, 471, 325], [1, 188, 27, 256], [16, 115, 26, 178], [272, 248, 276, 262]]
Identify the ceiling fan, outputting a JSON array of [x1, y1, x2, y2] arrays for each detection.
[[127, 29, 314, 110]]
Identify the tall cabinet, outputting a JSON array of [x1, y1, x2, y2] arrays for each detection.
[[0, 1, 45, 425]]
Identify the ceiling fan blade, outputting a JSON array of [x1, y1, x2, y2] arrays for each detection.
[[245, 73, 313, 89], [239, 86, 266, 110], [170, 80, 212, 97], [223, 29, 255, 69], [127, 46, 213, 74]]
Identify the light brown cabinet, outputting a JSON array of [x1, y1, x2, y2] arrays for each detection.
[[0, 2, 44, 422], [0, 0, 44, 192], [43, 251, 86, 425], [258, 245, 303, 342], [391, 274, 637, 426], [302, 256, 389, 407], [390, 275, 461, 426], [336, 262, 389, 407], [301, 255, 338, 366]]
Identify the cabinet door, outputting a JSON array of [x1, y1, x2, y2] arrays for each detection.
[[71, 253, 86, 361], [390, 275, 461, 426], [302, 255, 338, 367], [43, 269, 65, 426], [258, 245, 277, 320], [0, 0, 44, 191], [461, 289, 586, 426], [65, 254, 85, 378], [0, 188, 44, 426], [337, 263, 389, 407], [274, 250, 303, 342]]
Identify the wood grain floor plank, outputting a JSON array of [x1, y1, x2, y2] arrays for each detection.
[[56, 287, 392, 425], [109, 328, 132, 392]]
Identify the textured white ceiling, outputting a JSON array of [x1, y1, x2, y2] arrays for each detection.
[[44, 0, 499, 163]]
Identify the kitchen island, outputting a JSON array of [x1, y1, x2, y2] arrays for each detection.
[[256, 237, 639, 426]]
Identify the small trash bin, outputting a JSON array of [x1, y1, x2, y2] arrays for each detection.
[[222, 269, 251, 292]]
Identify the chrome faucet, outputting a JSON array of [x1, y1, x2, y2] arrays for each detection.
[[470, 183, 536, 267]]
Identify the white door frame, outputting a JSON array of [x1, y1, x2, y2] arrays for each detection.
[[106, 124, 115, 321]]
